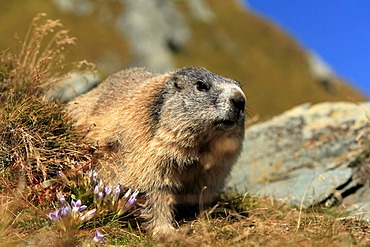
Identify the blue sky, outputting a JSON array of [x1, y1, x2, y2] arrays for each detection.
[[246, 0, 370, 98]]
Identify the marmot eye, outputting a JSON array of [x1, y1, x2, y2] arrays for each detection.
[[196, 80, 209, 92]]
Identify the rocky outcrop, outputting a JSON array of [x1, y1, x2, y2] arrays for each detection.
[[227, 102, 370, 219], [307, 51, 338, 93], [119, 0, 190, 72]]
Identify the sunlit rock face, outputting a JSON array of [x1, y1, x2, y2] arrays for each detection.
[[227, 102, 370, 220]]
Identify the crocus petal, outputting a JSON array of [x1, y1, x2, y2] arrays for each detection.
[[71, 200, 78, 213], [93, 230, 105, 243], [114, 184, 121, 196], [75, 199, 82, 207], [46, 211, 59, 221], [132, 190, 139, 198], [125, 197, 136, 209], [123, 189, 132, 199], [113, 184, 121, 203], [59, 205, 70, 217], [79, 205, 87, 212], [98, 192, 103, 200], [104, 186, 112, 196], [80, 208, 96, 221], [124, 190, 139, 210], [94, 185, 99, 195]]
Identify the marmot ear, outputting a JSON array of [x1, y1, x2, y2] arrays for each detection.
[[172, 76, 183, 91]]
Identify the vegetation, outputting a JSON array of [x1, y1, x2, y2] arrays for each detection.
[[0, 12, 369, 247], [0, 14, 136, 246]]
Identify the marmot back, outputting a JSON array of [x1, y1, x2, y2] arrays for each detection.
[[67, 67, 246, 236]]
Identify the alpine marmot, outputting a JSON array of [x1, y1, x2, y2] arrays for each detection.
[[67, 67, 246, 235]]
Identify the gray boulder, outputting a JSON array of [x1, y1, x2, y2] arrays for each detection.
[[227, 102, 370, 219]]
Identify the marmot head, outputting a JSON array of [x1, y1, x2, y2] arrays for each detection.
[[153, 67, 246, 145]]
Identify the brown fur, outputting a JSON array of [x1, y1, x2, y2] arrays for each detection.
[[67, 67, 246, 235]]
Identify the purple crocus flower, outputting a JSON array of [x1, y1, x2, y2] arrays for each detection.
[[94, 185, 100, 195], [46, 210, 60, 221], [47, 196, 98, 232], [124, 191, 139, 210], [80, 208, 97, 221], [71, 199, 87, 213], [93, 230, 105, 243], [104, 186, 112, 196], [59, 205, 70, 217], [94, 185, 104, 200], [112, 184, 121, 203], [115, 184, 121, 196], [98, 191, 103, 200], [123, 189, 132, 199], [71, 199, 81, 212], [79, 205, 88, 212]]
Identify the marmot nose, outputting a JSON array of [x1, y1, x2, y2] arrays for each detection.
[[230, 91, 246, 113]]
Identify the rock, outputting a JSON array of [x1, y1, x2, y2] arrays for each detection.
[[52, 0, 94, 16], [306, 51, 338, 93], [119, 0, 190, 72], [227, 102, 370, 214], [44, 71, 100, 103], [187, 0, 216, 22], [347, 202, 370, 221]]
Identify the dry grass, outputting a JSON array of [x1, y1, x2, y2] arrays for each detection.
[[0, 13, 97, 190], [0, 193, 23, 246], [1, 192, 370, 246], [173, 199, 367, 247], [81, 195, 370, 246], [1, 13, 94, 92], [0, 13, 369, 247], [0, 13, 99, 218]]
